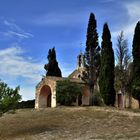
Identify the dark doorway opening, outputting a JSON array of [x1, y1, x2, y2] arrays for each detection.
[[39, 85, 51, 108]]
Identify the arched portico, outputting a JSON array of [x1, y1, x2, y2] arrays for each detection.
[[35, 76, 62, 109], [35, 76, 85, 109], [39, 85, 51, 108]]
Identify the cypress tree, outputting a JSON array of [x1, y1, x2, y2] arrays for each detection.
[[44, 47, 62, 77], [132, 21, 140, 107], [99, 23, 115, 106], [83, 13, 100, 105]]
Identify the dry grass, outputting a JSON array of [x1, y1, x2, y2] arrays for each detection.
[[0, 106, 140, 140]]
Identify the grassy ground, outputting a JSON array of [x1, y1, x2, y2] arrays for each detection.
[[0, 106, 140, 140]]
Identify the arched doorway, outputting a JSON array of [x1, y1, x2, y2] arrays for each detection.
[[39, 85, 51, 108]]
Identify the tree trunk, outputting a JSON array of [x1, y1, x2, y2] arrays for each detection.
[[128, 92, 132, 108], [89, 86, 94, 106], [88, 47, 95, 106]]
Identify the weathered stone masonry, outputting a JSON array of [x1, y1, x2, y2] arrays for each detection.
[[35, 76, 62, 108]]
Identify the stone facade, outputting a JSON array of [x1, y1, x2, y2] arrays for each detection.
[[35, 52, 97, 108], [69, 52, 92, 105], [69, 52, 86, 80], [115, 91, 139, 109], [35, 76, 61, 108], [35, 52, 139, 109], [35, 76, 86, 108]]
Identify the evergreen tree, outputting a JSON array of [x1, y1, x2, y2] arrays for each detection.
[[99, 23, 115, 106], [44, 47, 62, 77], [83, 13, 100, 105], [132, 21, 140, 107]]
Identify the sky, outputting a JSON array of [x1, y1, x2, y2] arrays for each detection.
[[0, 0, 140, 100]]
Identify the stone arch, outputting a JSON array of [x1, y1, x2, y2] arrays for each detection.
[[35, 76, 60, 109], [35, 76, 85, 108], [39, 85, 51, 108]]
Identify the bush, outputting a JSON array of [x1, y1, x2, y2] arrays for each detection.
[[0, 80, 21, 113], [93, 91, 104, 106], [56, 79, 83, 106]]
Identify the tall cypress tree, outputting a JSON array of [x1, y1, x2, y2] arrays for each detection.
[[83, 13, 100, 105], [44, 47, 62, 77], [99, 23, 115, 106], [132, 21, 140, 107]]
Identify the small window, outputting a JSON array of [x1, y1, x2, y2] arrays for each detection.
[[78, 74, 81, 79]]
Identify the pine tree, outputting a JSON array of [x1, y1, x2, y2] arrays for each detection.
[[44, 47, 62, 77], [83, 13, 100, 105], [132, 21, 140, 107], [99, 23, 115, 106]]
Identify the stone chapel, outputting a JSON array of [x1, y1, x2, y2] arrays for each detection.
[[35, 52, 93, 108], [35, 52, 139, 109]]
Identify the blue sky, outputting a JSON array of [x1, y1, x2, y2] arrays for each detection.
[[0, 0, 140, 100]]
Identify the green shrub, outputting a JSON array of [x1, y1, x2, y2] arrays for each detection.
[[56, 79, 83, 106], [93, 91, 104, 106], [0, 80, 21, 113]]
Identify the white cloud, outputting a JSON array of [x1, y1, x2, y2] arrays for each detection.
[[2, 20, 33, 40], [0, 44, 43, 84], [112, 1, 140, 40], [0, 45, 75, 100], [0, 45, 44, 100], [112, 22, 136, 39], [123, 1, 140, 38], [125, 2, 140, 22], [101, 0, 115, 3], [3, 31, 32, 39], [33, 12, 87, 26]]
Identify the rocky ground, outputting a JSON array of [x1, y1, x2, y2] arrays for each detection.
[[0, 106, 140, 140]]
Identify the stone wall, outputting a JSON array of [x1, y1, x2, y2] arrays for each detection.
[[115, 92, 139, 109], [35, 76, 88, 108], [35, 76, 62, 108]]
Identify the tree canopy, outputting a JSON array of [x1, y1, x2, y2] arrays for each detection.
[[115, 31, 131, 94], [0, 80, 21, 113], [132, 21, 140, 107], [83, 13, 100, 105], [99, 23, 115, 106], [56, 79, 83, 105], [44, 47, 62, 77]]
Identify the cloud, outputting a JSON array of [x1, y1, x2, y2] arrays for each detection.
[[0, 44, 43, 84], [125, 1, 140, 22], [33, 12, 87, 27], [100, 0, 115, 3], [123, 1, 140, 38], [112, 22, 136, 39], [2, 20, 33, 40], [112, 1, 140, 41], [0, 45, 75, 100], [3, 31, 33, 39]]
